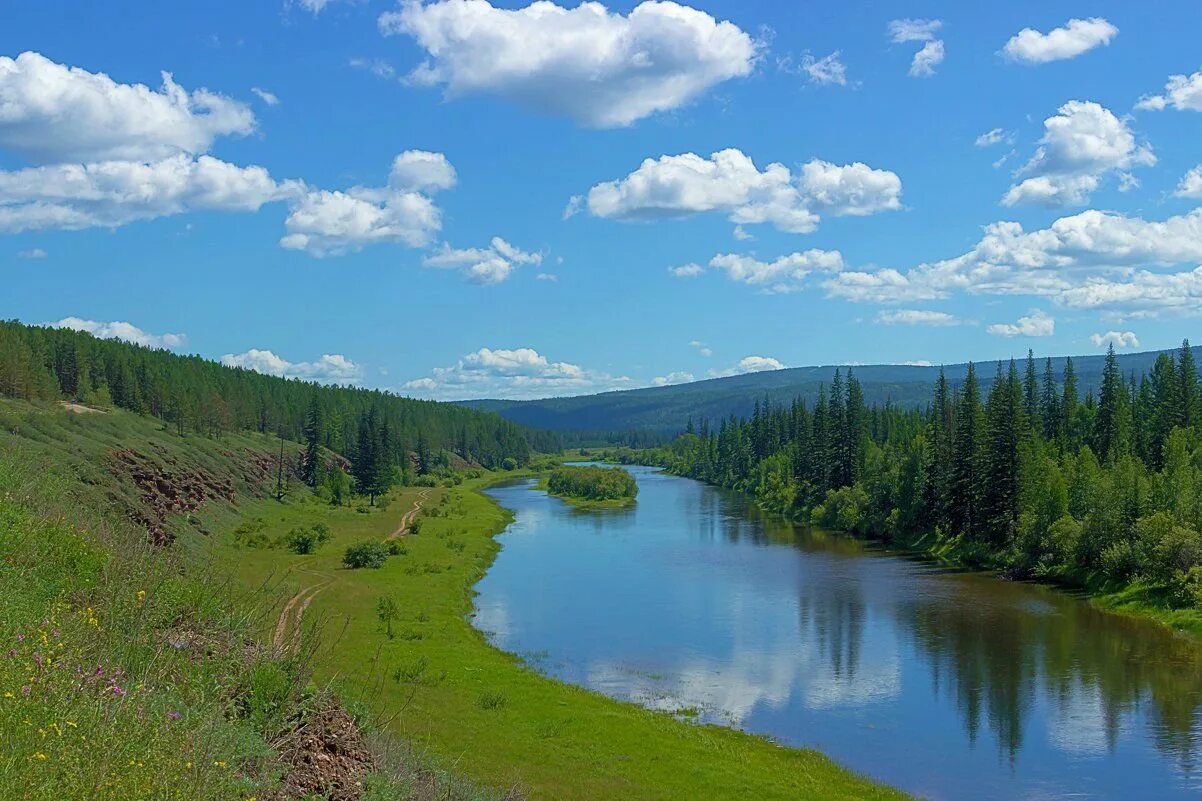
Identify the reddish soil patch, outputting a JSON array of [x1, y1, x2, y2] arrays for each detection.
[[107, 449, 238, 544]]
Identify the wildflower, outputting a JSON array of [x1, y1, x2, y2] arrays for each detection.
[[167, 711, 181, 721], [2, 692, 13, 699], [32, 752, 47, 761], [213, 760, 227, 768], [136, 590, 146, 604]]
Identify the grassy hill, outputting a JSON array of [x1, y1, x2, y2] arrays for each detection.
[[462, 345, 1202, 433]]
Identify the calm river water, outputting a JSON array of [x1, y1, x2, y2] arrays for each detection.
[[473, 466, 1202, 800]]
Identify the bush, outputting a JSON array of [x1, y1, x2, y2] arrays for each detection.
[[501, 457, 518, 471], [811, 485, 868, 533], [283, 523, 332, 554], [343, 540, 390, 569]]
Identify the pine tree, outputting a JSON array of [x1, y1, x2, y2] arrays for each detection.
[[950, 363, 985, 538], [1178, 339, 1199, 430], [354, 408, 381, 505], [844, 369, 866, 486], [302, 396, 323, 487], [1023, 349, 1039, 433], [981, 360, 1023, 545], [922, 368, 955, 530], [1061, 357, 1079, 451], [1093, 344, 1130, 463], [1040, 357, 1059, 442]]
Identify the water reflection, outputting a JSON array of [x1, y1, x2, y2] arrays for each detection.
[[475, 468, 1202, 800]]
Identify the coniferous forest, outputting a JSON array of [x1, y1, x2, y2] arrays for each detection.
[[0, 319, 558, 471], [656, 341, 1202, 609]]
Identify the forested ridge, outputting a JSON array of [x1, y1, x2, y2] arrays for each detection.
[[653, 341, 1202, 611], [0, 319, 558, 468]]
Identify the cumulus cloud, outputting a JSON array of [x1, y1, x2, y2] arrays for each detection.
[[669, 262, 704, 277], [0, 155, 302, 234], [1175, 166, 1202, 198], [1002, 101, 1154, 207], [1137, 68, 1202, 112], [887, 19, 944, 78], [422, 236, 541, 284], [689, 339, 712, 357], [50, 317, 186, 349], [1001, 18, 1117, 65], [652, 371, 694, 386], [708, 355, 785, 378], [708, 249, 844, 293], [280, 150, 454, 255], [1090, 331, 1139, 349], [221, 349, 363, 383], [0, 51, 254, 164], [379, 0, 759, 128], [875, 309, 963, 326], [909, 41, 945, 78], [401, 346, 631, 400], [824, 207, 1202, 318], [975, 128, 1013, 148], [581, 148, 901, 235], [987, 309, 1055, 338], [17, 248, 46, 259]]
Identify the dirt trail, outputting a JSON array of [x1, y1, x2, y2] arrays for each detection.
[[387, 488, 431, 540], [271, 489, 432, 653]]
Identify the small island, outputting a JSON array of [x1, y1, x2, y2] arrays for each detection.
[[544, 464, 639, 508]]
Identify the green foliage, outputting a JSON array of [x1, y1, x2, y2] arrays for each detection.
[[547, 465, 639, 501], [283, 522, 332, 554], [343, 540, 390, 569], [231, 517, 271, 548], [659, 341, 1202, 611]]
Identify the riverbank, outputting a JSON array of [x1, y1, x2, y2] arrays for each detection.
[[210, 470, 908, 801]]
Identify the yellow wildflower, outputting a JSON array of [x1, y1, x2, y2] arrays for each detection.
[[32, 752, 47, 761]]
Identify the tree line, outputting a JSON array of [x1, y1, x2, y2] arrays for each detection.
[[658, 341, 1202, 608], [0, 320, 559, 474]]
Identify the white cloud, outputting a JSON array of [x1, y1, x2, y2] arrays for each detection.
[[909, 41, 945, 78], [975, 128, 1013, 148], [220, 349, 363, 383], [50, 317, 186, 349], [652, 371, 694, 386], [875, 309, 962, 326], [794, 51, 848, 86], [0, 51, 255, 164], [1090, 331, 1139, 349], [887, 19, 944, 78], [1175, 166, 1202, 198], [689, 340, 713, 357], [422, 236, 541, 284], [709, 249, 844, 293], [280, 150, 454, 255], [1001, 18, 1117, 65], [535, 272, 558, 282], [708, 355, 785, 378], [582, 148, 900, 235], [1002, 101, 1154, 207], [669, 262, 704, 277], [250, 87, 280, 106], [0, 155, 302, 234], [349, 57, 398, 79], [888, 19, 942, 43], [402, 346, 631, 400], [899, 360, 933, 367], [824, 207, 1202, 318], [379, 0, 759, 128], [17, 247, 46, 259], [987, 309, 1055, 337], [1137, 69, 1202, 112]]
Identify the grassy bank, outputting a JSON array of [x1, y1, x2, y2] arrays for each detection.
[[207, 472, 906, 800]]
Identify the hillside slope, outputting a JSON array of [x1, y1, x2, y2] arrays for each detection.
[[462, 345, 1201, 433]]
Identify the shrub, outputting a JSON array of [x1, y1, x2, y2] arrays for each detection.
[[343, 540, 390, 569], [546, 465, 638, 501], [283, 523, 332, 554]]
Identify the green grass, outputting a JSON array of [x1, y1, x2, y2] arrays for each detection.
[[205, 473, 907, 801]]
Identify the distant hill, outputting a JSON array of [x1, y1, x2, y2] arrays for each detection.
[[461, 346, 1202, 434]]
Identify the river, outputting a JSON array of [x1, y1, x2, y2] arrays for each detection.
[[473, 466, 1202, 800]]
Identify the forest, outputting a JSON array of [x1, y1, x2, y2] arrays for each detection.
[[0, 320, 558, 472], [654, 341, 1202, 609]]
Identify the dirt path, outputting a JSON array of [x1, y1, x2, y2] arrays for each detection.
[[271, 489, 432, 653], [387, 488, 431, 540]]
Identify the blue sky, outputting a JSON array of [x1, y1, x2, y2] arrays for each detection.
[[3, 1, 1202, 398]]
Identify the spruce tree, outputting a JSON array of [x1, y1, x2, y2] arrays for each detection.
[[302, 397, 323, 487], [981, 360, 1023, 545], [1178, 339, 1199, 430], [1040, 357, 1059, 442], [1061, 357, 1079, 451], [1023, 349, 1039, 433], [950, 363, 985, 538], [1093, 344, 1130, 463]]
